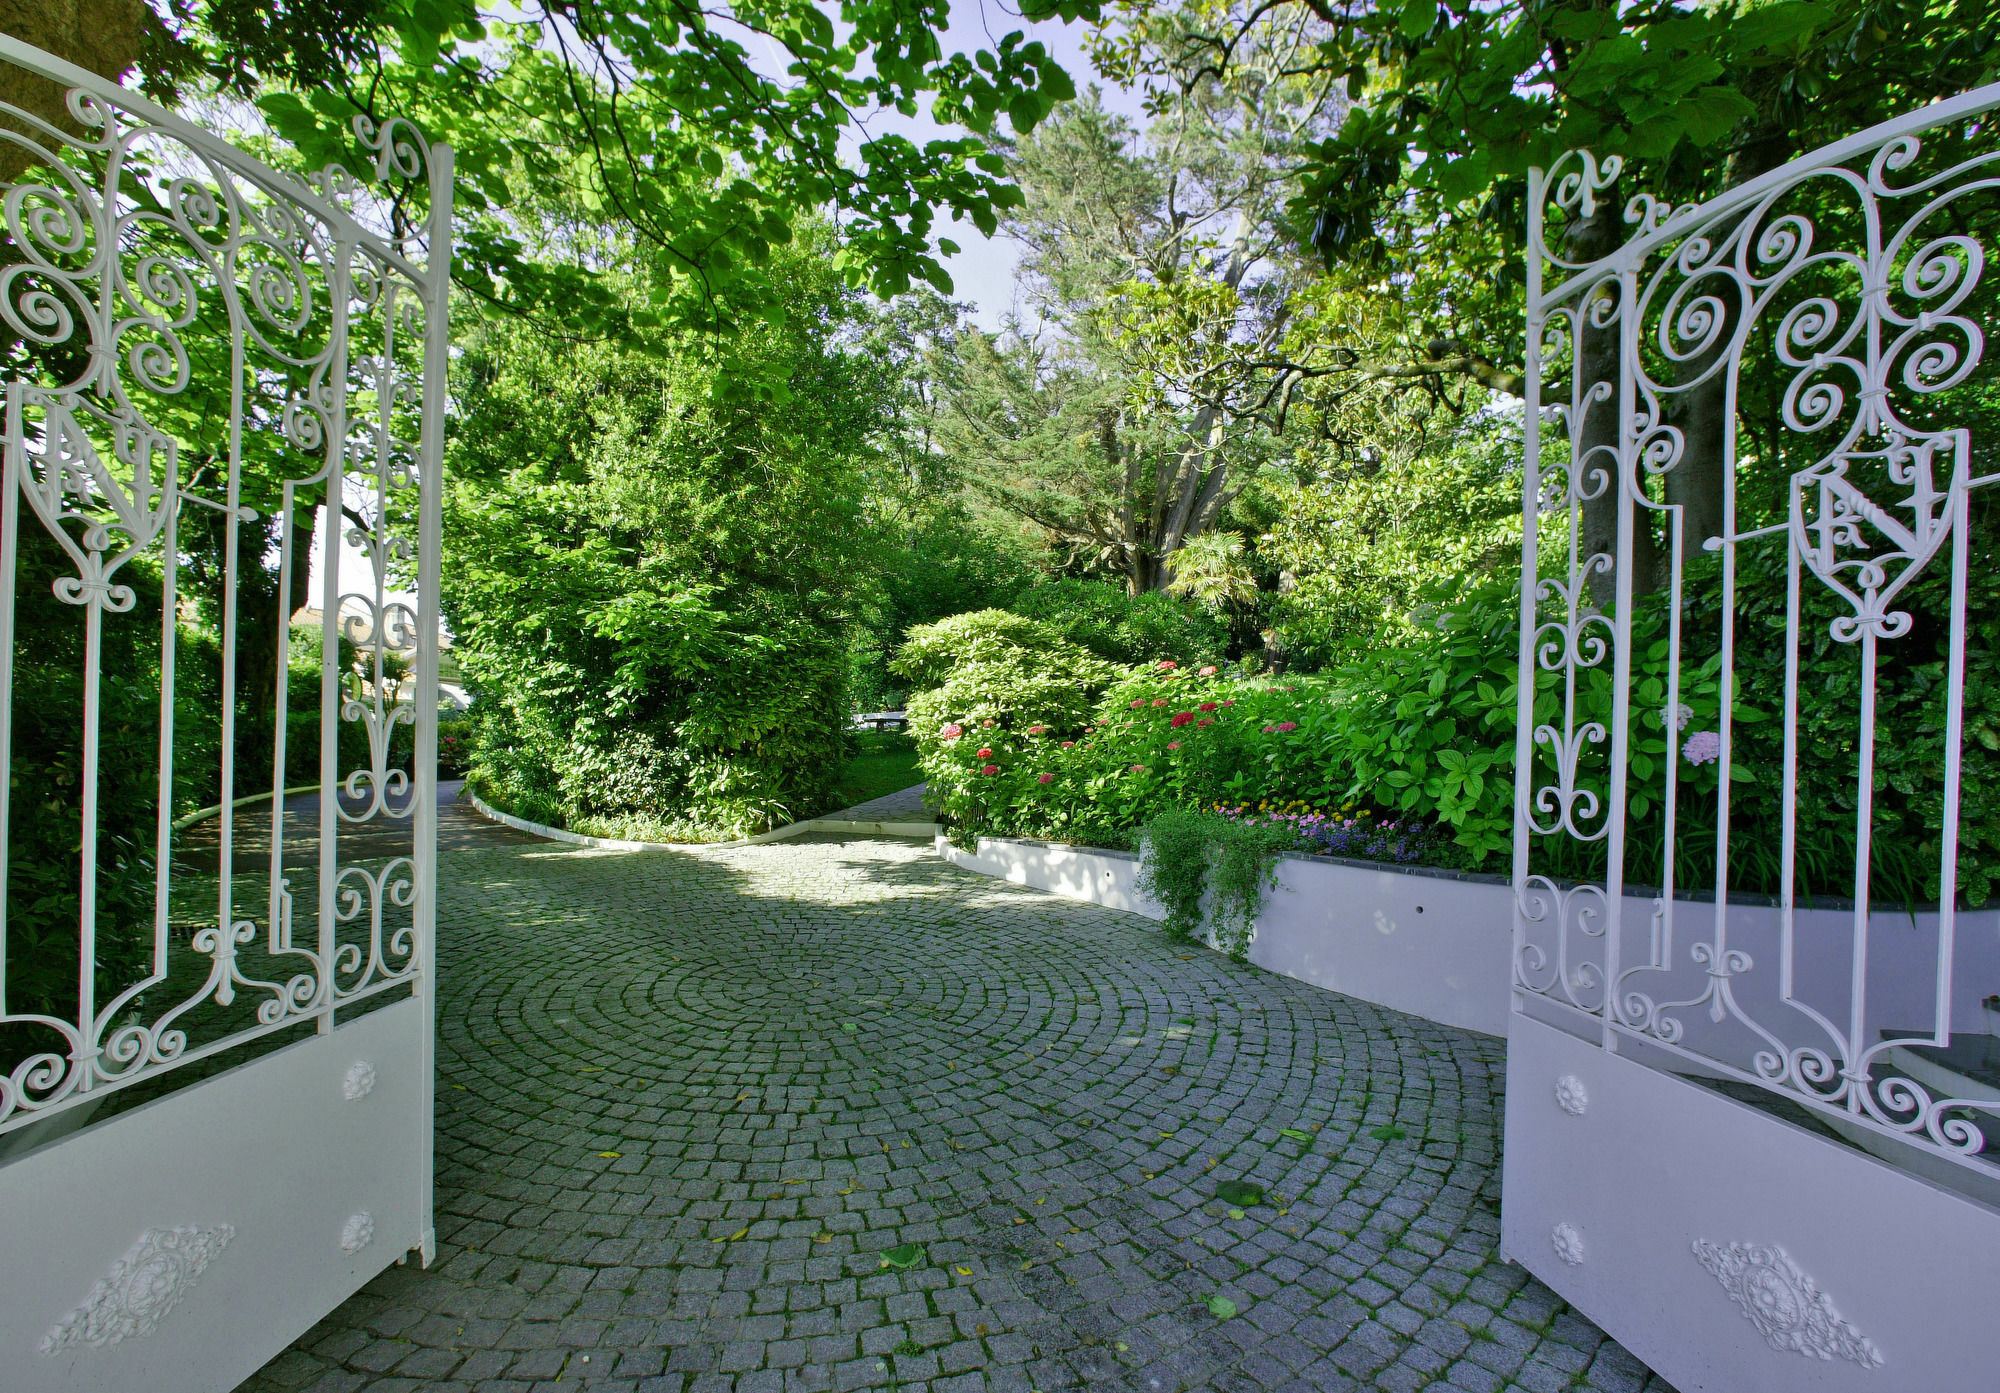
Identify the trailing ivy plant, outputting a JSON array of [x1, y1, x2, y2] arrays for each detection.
[[1137, 810, 1295, 960]]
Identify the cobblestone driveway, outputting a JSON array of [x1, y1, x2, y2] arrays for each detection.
[[241, 822, 1670, 1393]]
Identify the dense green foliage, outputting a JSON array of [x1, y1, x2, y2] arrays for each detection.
[[1009, 579, 1233, 667], [446, 239, 886, 840], [904, 555, 2000, 908]]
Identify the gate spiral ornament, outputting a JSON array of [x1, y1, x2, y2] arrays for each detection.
[[1511, 81, 2000, 1187], [0, 36, 449, 1133]]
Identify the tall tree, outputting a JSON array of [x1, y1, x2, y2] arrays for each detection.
[[1103, 0, 2000, 596], [931, 89, 1320, 591]]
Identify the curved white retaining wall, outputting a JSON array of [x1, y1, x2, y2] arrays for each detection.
[[933, 835, 2000, 1047], [933, 835, 1515, 1037]]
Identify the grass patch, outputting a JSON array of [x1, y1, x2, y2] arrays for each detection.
[[828, 730, 922, 810]]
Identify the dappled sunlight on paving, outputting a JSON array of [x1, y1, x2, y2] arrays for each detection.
[[237, 826, 1671, 1393]]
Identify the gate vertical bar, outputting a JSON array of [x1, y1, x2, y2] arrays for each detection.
[[1510, 165, 1546, 1032], [412, 138, 454, 1264], [1599, 258, 1639, 1051]]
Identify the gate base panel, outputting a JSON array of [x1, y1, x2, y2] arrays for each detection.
[[0, 997, 426, 1393], [1502, 1011, 2000, 1392]]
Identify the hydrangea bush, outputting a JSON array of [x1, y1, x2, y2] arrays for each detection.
[[900, 560, 2000, 908]]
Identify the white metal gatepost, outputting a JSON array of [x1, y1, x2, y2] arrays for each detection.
[[0, 38, 448, 1392], [1507, 88, 2000, 1389]]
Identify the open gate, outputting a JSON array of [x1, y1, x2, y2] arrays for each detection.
[[1505, 85, 2000, 1389], [0, 37, 447, 1392]]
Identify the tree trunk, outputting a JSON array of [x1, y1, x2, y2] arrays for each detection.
[[0, 0, 152, 182]]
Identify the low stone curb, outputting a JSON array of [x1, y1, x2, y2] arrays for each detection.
[[171, 782, 322, 832], [464, 789, 937, 850]]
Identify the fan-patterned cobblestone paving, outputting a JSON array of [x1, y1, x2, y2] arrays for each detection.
[[239, 825, 1671, 1393]]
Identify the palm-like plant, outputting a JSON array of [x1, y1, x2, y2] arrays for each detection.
[[1166, 531, 1259, 610]]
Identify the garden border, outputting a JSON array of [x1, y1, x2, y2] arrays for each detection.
[[933, 835, 2000, 1044], [464, 788, 938, 849], [933, 834, 1515, 1035], [171, 783, 323, 832]]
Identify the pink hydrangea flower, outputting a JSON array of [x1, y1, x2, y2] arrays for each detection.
[[1199, 665, 1217, 676], [982, 764, 1000, 776], [1026, 725, 1047, 735], [1151, 698, 1168, 708], [1061, 740, 1075, 748], [1130, 764, 1148, 773], [1038, 772, 1054, 784], [1130, 699, 1145, 709], [1275, 721, 1297, 733], [1683, 730, 1722, 765], [976, 747, 993, 759], [1167, 741, 1181, 750], [941, 723, 963, 740], [1158, 660, 1178, 670]]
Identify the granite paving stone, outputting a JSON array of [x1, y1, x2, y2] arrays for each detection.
[[237, 804, 1672, 1392]]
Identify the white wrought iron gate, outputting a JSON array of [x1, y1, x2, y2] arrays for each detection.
[[0, 37, 447, 1392], [1505, 87, 2000, 1390]]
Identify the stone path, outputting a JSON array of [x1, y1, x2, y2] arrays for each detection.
[[833, 784, 932, 822], [239, 811, 1671, 1393]]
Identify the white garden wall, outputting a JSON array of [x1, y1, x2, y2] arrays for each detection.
[[934, 835, 1516, 1036], [934, 835, 2000, 1047]]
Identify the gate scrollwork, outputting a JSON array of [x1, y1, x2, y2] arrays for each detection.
[[1513, 83, 2000, 1188], [0, 38, 449, 1133]]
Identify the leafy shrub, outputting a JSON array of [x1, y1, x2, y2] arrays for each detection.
[[1136, 809, 1294, 958], [902, 549, 1998, 909], [1010, 578, 1231, 666], [444, 245, 878, 841], [438, 717, 475, 779]]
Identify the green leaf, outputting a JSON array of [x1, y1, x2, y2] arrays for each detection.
[[1214, 1179, 1264, 1207], [1672, 86, 1759, 147], [1207, 1295, 1238, 1319]]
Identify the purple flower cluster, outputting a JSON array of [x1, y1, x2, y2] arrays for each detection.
[[1222, 807, 1437, 865]]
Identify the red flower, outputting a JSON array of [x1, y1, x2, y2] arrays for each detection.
[[976, 747, 993, 759], [1167, 741, 1181, 750], [1169, 711, 1195, 728], [981, 719, 995, 728], [941, 723, 963, 740], [1129, 763, 1148, 773], [982, 764, 1000, 776], [1157, 660, 1178, 670], [1261, 725, 1275, 734], [1276, 721, 1297, 733], [1061, 741, 1075, 748], [1198, 701, 1218, 713], [1197, 718, 1214, 728], [1150, 698, 1167, 708], [1026, 725, 1047, 735], [1130, 699, 1145, 709], [1198, 665, 1217, 676], [1220, 699, 1236, 707], [1038, 773, 1054, 784]]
